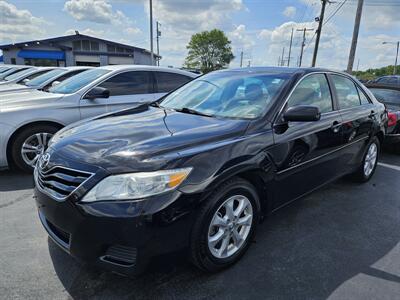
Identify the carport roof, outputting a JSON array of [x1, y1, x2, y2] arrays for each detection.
[[0, 33, 160, 58]]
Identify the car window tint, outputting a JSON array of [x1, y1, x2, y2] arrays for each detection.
[[357, 86, 371, 105], [98, 71, 152, 96], [155, 72, 192, 93], [331, 75, 360, 109], [25, 70, 51, 81], [379, 77, 397, 84], [287, 74, 333, 114], [370, 88, 400, 104]]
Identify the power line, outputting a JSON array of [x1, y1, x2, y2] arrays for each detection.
[[324, 0, 348, 25]]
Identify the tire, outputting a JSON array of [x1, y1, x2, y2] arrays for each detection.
[[351, 136, 380, 183], [11, 124, 60, 173], [190, 177, 260, 272]]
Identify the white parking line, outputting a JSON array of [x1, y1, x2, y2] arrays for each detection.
[[378, 162, 400, 172]]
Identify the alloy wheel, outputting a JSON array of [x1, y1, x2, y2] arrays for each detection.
[[207, 195, 253, 259], [364, 142, 378, 177], [21, 132, 53, 167]]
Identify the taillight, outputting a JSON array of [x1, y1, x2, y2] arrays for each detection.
[[388, 112, 397, 127]]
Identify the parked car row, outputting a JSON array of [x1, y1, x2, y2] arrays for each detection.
[[0, 65, 197, 171], [1, 63, 397, 275]]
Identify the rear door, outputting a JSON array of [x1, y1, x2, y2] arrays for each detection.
[[271, 73, 345, 207], [328, 74, 375, 171], [153, 71, 193, 100], [80, 71, 155, 119]]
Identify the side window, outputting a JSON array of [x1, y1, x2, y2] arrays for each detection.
[[287, 74, 333, 114], [331, 75, 360, 109], [154, 72, 192, 93], [357, 86, 371, 105], [98, 71, 152, 96]]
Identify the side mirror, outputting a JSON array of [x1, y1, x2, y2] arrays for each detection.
[[84, 87, 110, 100], [283, 105, 321, 122], [51, 81, 61, 88], [22, 78, 30, 84]]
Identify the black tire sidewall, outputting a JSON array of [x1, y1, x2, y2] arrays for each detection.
[[11, 125, 59, 172], [191, 178, 260, 271]]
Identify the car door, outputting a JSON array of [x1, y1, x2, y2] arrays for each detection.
[[328, 74, 375, 171], [80, 71, 155, 119], [153, 71, 194, 100], [271, 73, 345, 207]]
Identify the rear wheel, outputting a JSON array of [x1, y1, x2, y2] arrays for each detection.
[[190, 177, 260, 272], [351, 136, 380, 182], [11, 125, 59, 172]]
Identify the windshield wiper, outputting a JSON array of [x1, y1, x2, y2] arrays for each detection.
[[174, 107, 213, 117]]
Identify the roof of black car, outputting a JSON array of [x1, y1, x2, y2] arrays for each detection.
[[219, 66, 337, 75]]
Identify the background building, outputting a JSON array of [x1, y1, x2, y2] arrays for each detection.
[[0, 32, 158, 67]]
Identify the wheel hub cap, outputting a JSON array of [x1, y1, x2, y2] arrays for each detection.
[[207, 195, 253, 259], [21, 132, 53, 167], [363, 142, 377, 177]]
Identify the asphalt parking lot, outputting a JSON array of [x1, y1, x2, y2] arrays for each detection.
[[1, 151, 399, 300]]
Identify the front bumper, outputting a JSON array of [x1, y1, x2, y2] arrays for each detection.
[[0, 123, 14, 168], [34, 187, 198, 276]]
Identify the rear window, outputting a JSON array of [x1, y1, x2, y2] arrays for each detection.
[[370, 88, 400, 104]]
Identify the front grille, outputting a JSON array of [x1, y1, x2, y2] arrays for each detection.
[[100, 245, 137, 267], [35, 165, 93, 200]]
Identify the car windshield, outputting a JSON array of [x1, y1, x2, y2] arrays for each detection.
[[49, 69, 110, 94], [4, 68, 34, 81], [0, 66, 10, 73], [160, 71, 290, 119], [25, 69, 67, 87]]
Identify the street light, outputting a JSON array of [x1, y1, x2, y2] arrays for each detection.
[[382, 41, 399, 75]]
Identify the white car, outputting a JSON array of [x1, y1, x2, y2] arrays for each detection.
[[0, 67, 56, 86], [0, 66, 91, 94], [0, 65, 196, 171], [0, 65, 33, 80]]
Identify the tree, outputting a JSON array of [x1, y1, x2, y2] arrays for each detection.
[[353, 65, 399, 81], [184, 29, 234, 73]]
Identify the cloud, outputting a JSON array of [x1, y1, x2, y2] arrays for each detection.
[[64, 0, 130, 25], [124, 27, 142, 35], [0, 0, 47, 42], [283, 6, 297, 18]]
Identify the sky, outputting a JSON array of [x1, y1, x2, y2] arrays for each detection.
[[0, 0, 399, 71]]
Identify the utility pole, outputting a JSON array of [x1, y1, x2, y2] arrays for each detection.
[[356, 58, 360, 71], [297, 28, 313, 67], [240, 50, 244, 67], [347, 0, 364, 73], [149, 0, 154, 65], [156, 21, 161, 66], [383, 41, 399, 75], [281, 47, 285, 66], [287, 28, 294, 67], [278, 56, 281, 66], [312, 0, 328, 67]]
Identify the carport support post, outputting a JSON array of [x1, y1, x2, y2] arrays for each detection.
[[347, 0, 364, 74]]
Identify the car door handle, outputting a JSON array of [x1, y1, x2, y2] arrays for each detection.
[[331, 121, 341, 133]]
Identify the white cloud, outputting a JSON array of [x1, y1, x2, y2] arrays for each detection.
[[124, 27, 142, 35], [0, 0, 47, 42], [283, 6, 297, 18], [64, 0, 130, 25]]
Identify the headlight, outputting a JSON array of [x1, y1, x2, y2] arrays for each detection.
[[81, 168, 192, 202]]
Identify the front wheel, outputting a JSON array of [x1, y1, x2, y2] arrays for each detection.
[[190, 177, 260, 272], [11, 125, 59, 172], [351, 136, 380, 182]]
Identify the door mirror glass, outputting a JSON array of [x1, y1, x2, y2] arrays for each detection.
[[51, 81, 61, 88], [283, 105, 321, 122], [84, 86, 110, 100]]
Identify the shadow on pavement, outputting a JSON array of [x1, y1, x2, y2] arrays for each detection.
[[48, 165, 400, 300], [0, 169, 34, 192]]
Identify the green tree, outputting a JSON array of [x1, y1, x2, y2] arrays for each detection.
[[184, 29, 234, 73]]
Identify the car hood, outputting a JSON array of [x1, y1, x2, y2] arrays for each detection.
[[0, 83, 28, 93], [0, 89, 64, 111], [50, 106, 249, 172]]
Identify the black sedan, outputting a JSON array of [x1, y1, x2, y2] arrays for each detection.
[[366, 84, 400, 151], [34, 67, 386, 275]]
